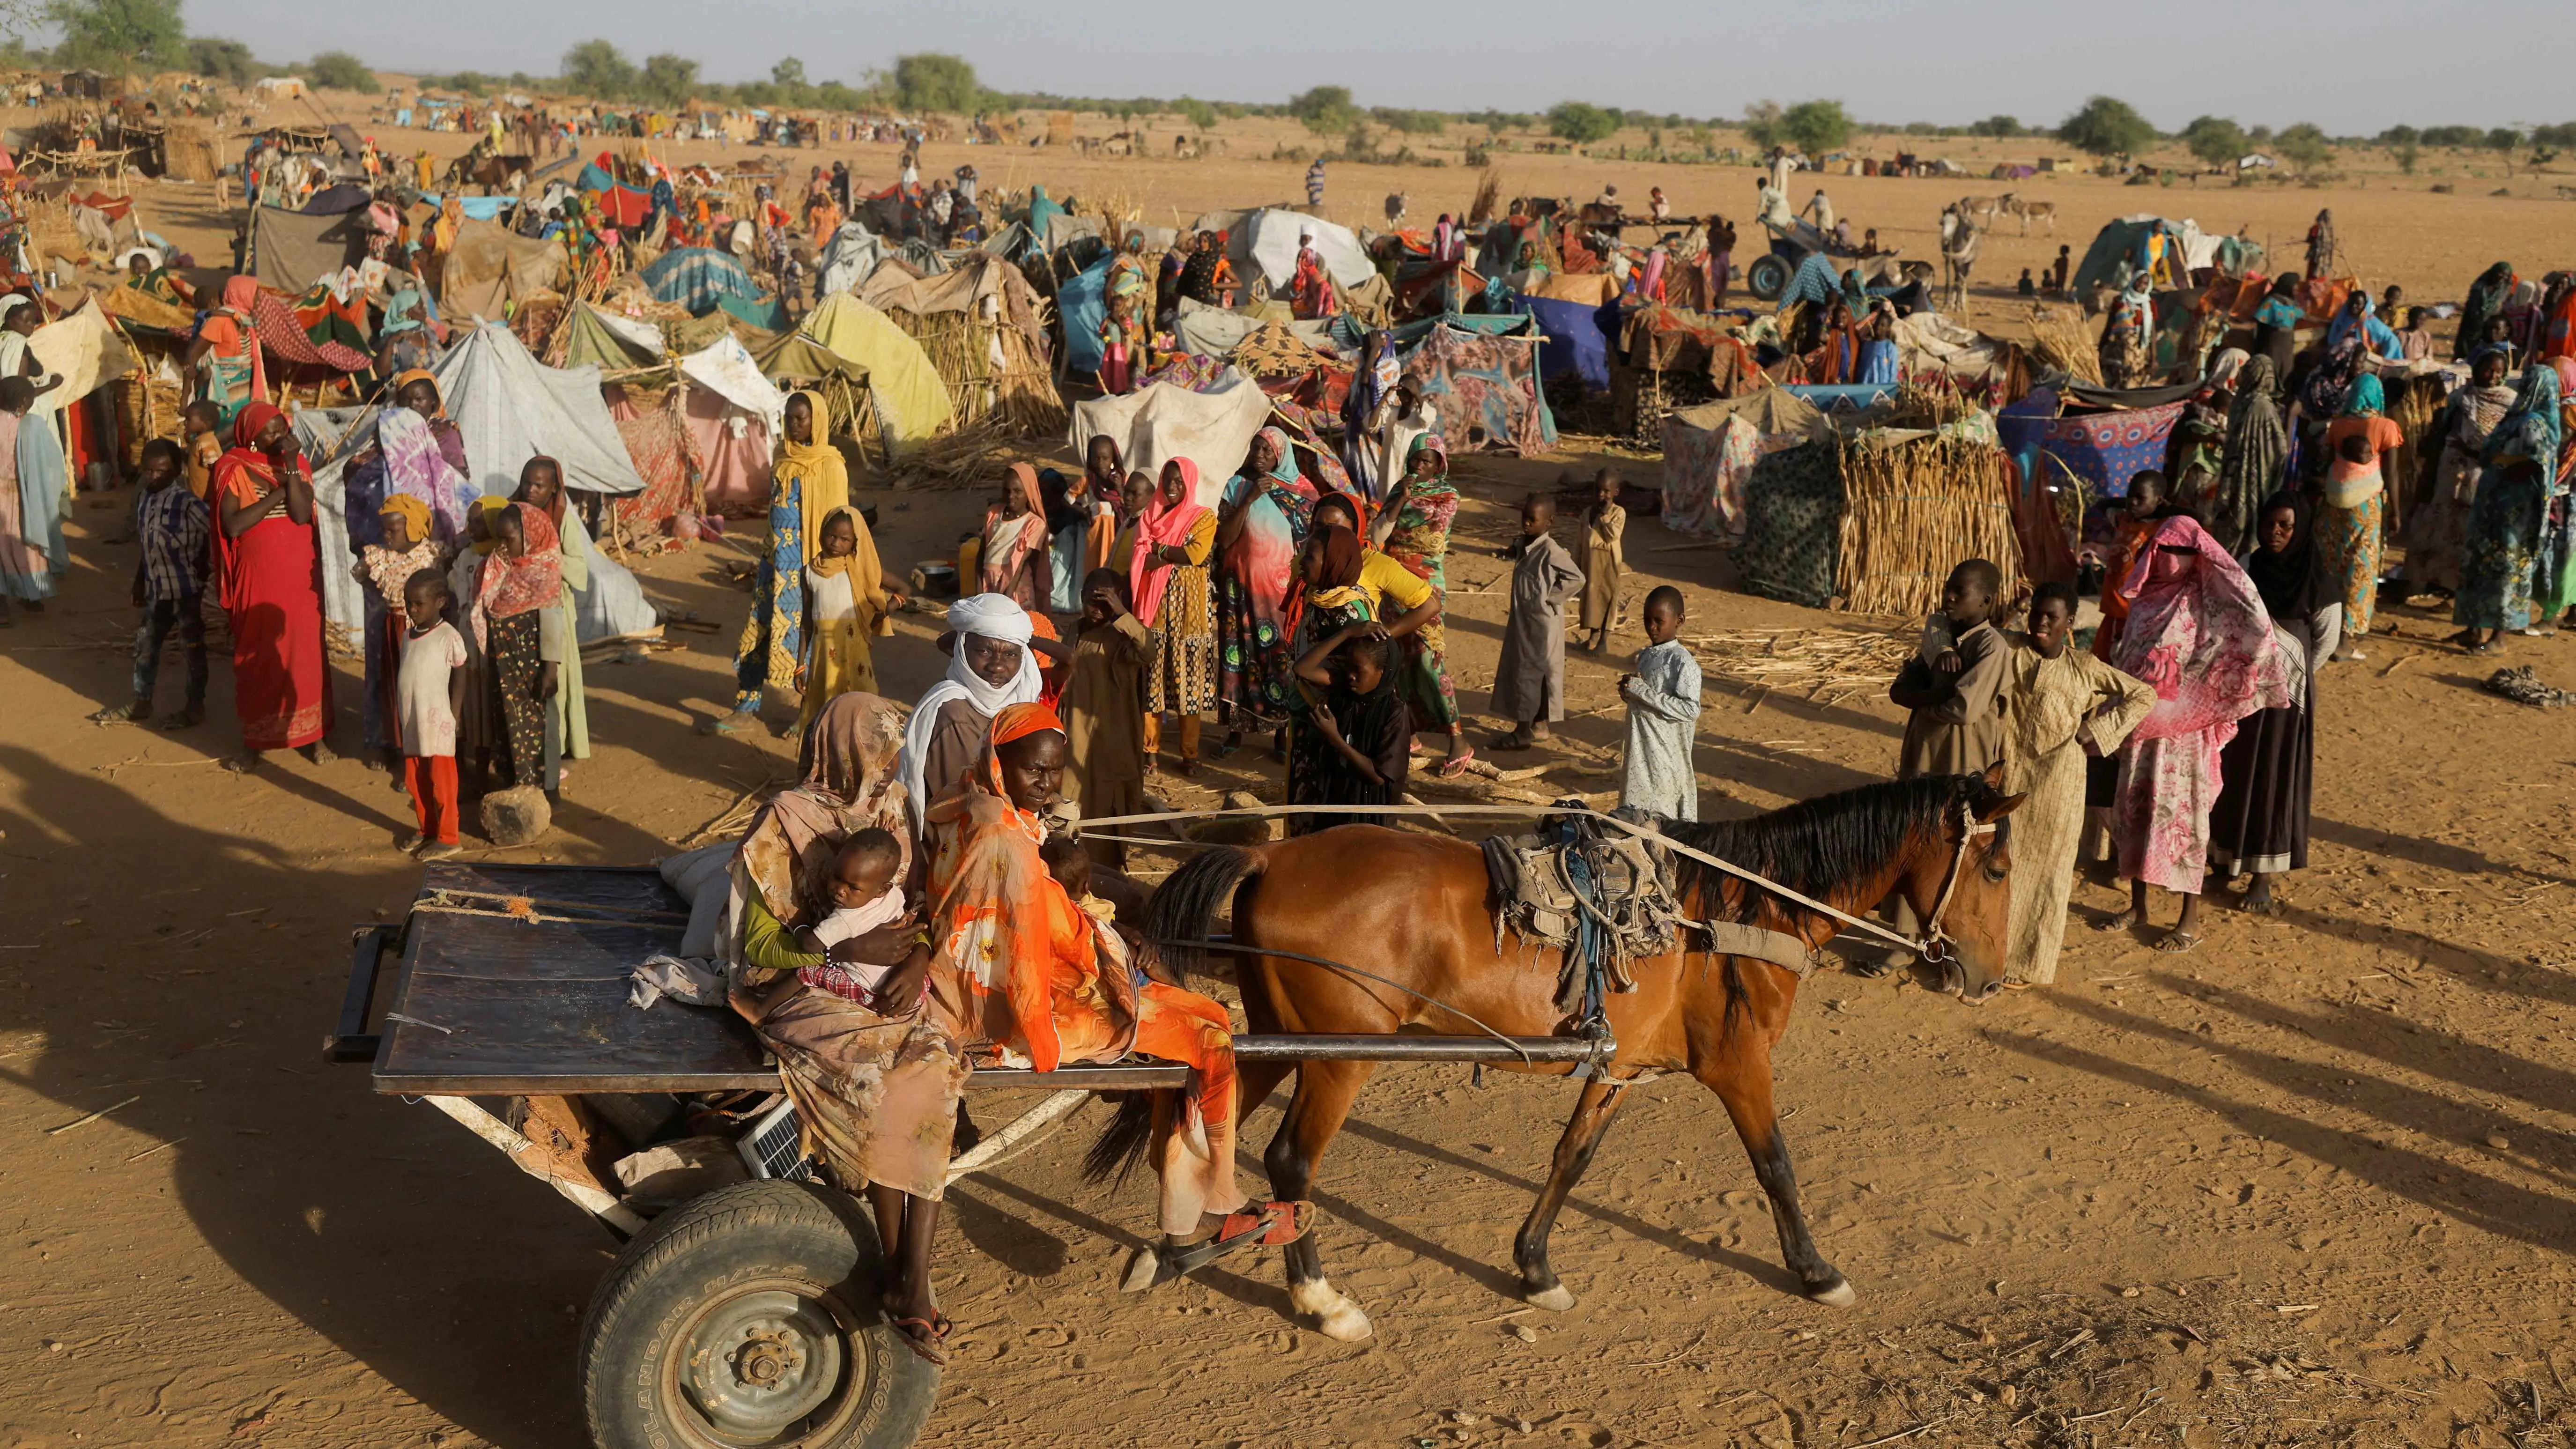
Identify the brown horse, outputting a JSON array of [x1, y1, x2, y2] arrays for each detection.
[[1132, 769, 2024, 1340]]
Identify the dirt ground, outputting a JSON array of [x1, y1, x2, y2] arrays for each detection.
[[4, 96, 2576, 1449]]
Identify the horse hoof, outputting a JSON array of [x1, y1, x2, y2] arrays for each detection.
[[1120, 1246, 1162, 1294], [1806, 1276, 1858, 1309], [1289, 1278, 1375, 1342], [1524, 1284, 1577, 1313]]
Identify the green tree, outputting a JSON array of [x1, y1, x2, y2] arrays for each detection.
[[560, 39, 636, 100], [1171, 96, 1216, 130], [1547, 101, 1618, 147], [2057, 95, 2156, 156], [1740, 99, 1783, 149], [637, 52, 698, 106], [1372, 106, 1444, 135], [2486, 126, 2523, 152], [892, 53, 982, 113], [2274, 122, 2333, 172], [306, 51, 378, 93], [1966, 115, 2022, 139], [187, 35, 257, 85], [2180, 115, 2247, 169], [45, 0, 185, 70], [770, 57, 806, 92], [2377, 124, 2419, 148], [2393, 142, 2421, 175], [2420, 125, 2478, 148], [1288, 84, 1358, 135], [2532, 122, 2576, 149], [1777, 99, 1852, 156], [813, 80, 861, 111]]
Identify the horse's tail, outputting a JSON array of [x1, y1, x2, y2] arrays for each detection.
[[1081, 1091, 1154, 1187], [1142, 842, 1269, 985]]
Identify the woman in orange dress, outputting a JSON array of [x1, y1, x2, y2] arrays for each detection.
[[211, 402, 332, 772], [925, 703, 1291, 1273]]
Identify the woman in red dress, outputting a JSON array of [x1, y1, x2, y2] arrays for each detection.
[[211, 402, 333, 771]]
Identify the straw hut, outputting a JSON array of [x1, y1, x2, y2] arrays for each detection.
[[855, 254, 1060, 435]]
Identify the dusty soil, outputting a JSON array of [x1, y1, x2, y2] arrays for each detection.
[[4, 94, 2576, 1449]]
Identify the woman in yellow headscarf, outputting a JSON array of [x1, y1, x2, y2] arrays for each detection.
[[714, 389, 856, 736]]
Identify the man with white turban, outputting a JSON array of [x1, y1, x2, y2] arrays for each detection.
[[898, 593, 1045, 817]]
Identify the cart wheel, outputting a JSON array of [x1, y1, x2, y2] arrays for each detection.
[[1747, 253, 1794, 303], [579, 1180, 938, 1449]]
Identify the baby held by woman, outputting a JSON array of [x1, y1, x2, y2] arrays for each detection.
[[795, 828, 915, 1011]]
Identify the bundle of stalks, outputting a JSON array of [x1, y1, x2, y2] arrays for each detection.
[[2025, 304, 2102, 386], [95, 285, 194, 333], [1467, 169, 1504, 227], [1834, 433, 2022, 618], [874, 417, 1017, 490], [1684, 625, 1916, 709]]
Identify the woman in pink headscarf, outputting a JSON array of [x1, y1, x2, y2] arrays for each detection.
[[1126, 457, 1217, 773], [2099, 513, 2292, 953]]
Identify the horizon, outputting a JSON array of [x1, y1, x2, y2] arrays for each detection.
[[64, 0, 2576, 137]]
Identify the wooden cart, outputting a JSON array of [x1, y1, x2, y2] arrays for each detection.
[[335, 862, 1592, 1449]]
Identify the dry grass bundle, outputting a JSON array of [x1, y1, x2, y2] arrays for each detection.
[[95, 284, 193, 333], [2025, 304, 2102, 386], [881, 306, 1065, 436], [1084, 188, 1142, 240], [1467, 169, 1504, 226], [872, 417, 1019, 490], [1684, 625, 1915, 709], [1835, 434, 2023, 619]]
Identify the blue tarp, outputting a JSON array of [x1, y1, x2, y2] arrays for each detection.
[[1515, 293, 1620, 392], [717, 289, 787, 333], [1783, 384, 1896, 414], [577, 163, 615, 192], [425, 193, 515, 222], [1059, 257, 1110, 374], [641, 247, 761, 316]]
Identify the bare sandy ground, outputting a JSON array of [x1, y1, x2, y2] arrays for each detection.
[[1, 94, 2573, 1449]]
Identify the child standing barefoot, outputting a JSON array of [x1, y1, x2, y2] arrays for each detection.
[[1578, 470, 1627, 653], [396, 571, 468, 859], [1618, 586, 1702, 820], [1492, 495, 1585, 750]]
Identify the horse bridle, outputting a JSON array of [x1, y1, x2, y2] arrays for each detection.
[[1916, 800, 2001, 993]]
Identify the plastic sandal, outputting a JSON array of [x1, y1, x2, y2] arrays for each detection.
[[888, 1316, 949, 1367], [1437, 746, 1478, 778]]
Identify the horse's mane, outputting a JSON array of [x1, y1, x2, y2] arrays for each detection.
[[1660, 773, 2002, 924]]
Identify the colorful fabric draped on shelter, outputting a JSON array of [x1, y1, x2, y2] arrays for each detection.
[[798, 293, 954, 455], [1658, 389, 1833, 540], [1734, 442, 1844, 607], [2002, 400, 2186, 500], [1399, 323, 1555, 456], [602, 385, 695, 543], [249, 288, 371, 371], [1516, 293, 1619, 392]]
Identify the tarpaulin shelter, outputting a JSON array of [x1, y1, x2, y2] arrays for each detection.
[[641, 246, 761, 316], [26, 296, 136, 495], [1659, 389, 1833, 539], [1515, 292, 1619, 391], [440, 219, 565, 322], [1238, 209, 1372, 295], [555, 301, 666, 373], [249, 288, 372, 374], [1733, 443, 1844, 608], [588, 181, 652, 231], [716, 291, 789, 332], [1057, 255, 1110, 374], [1172, 296, 1339, 364], [673, 334, 786, 515], [1067, 368, 1273, 509], [1398, 320, 1556, 456], [300, 182, 371, 215], [753, 332, 872, 450], [816, 221, 889, 297], [251, 205, 364, 295], [602, 384, 695, 545], [2071, 215, 2193, 297], [798, 293, 954, 457]]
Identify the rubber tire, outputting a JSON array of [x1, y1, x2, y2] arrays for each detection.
[[1747, 253, 1793, 303], [578, 1179, 939, 1449]]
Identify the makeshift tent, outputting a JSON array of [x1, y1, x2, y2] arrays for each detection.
[[816, 221, 888, 296], [857, 253, 1061, 433], [753, 332, 872, 449], [555, 301, 666, 372], [1734, 443, 1843, 608], [1834, 432, 2023, 618], [674, 335, 786, 515], [300, 182, 371, 215], [250, 288, 373, 374], [716, 291, 789, 332], [1172, 297, 1339, 367], [2071, 215, 2192, 297], [1238, 209, 1372, 294], [302, 322, 655, 643], [1067, 368, 1273, 509], [587, 182, 652, 230], [798, 293, 954, 457], [1659, 390, 1832, 539], [602, 384, 696, 547], [250, 206, 363, 295], [642, 246, 761, 315], [440, 219, 565, 322], [1515, 292, 1619, 392], [1399, 321, 1556, 456], [1518, 272, 1622, 306]]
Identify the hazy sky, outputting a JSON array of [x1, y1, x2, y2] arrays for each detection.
[[141, 0, 2573, 134]]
